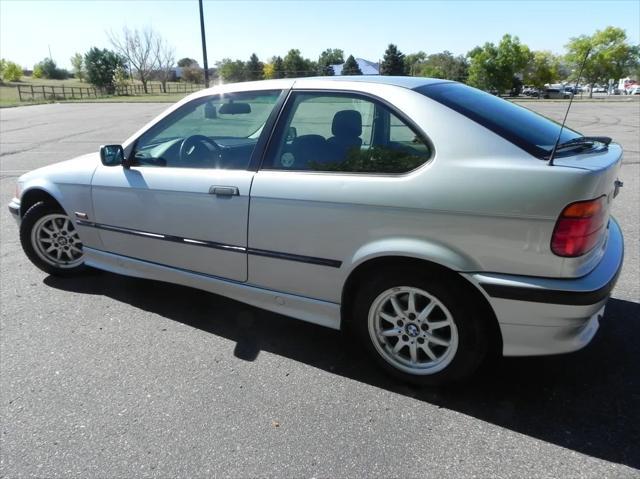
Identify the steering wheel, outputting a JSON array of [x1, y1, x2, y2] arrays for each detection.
[[179, 135, 222, 166]]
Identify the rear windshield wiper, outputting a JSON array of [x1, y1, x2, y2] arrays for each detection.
[[555, 136, 612, 151]]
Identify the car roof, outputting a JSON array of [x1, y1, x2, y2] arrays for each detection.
[[195, 76, 451, 97], [294, 76, 452, 89]]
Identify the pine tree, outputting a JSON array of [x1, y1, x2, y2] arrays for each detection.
[[246, 53, 264, 81], [380, 44, 405, 75], [341, 55, 363, 75], [272, 56, 285, 79]]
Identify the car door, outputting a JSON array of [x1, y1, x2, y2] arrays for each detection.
[[90, 89, 284, 282], [248, 90, 433, 301]]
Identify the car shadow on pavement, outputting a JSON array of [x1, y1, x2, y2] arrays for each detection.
[[44, 270, 640, 469]]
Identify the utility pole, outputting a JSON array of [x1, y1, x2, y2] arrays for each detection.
[[198, 0, 209, 87]]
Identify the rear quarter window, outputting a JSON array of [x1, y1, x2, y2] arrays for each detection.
[[415, 83, 581, 158]]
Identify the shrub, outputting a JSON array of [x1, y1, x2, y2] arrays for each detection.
[[1, 59, 23, 81], [32, 64, 44, 78], [2, 61, 22, 81], [181, 65, 204, 83], [112, 65, 130, 92]]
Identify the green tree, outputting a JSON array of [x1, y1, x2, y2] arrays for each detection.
[[524, 51, 560, 89], [417, 51, 468, 81], [496, 34, 532, 94], [246, 53, 264, 81], [380, 44, 405, 75], [177, 57, 198, 67], [272, 56, 285, 78], [467, 34, 531, 93], [318, 48, 344, 75], [467, 44, 498, 91], [283, 49, 312, 77], [218, 58, 246, 83], [34, 58, 68, 80], [70, 53, 85, 81], [84, 47, 125, 92], [41, 58, 58, 79], [565, 26, 640, 97], [1, 60, 22, 81], [341, 55, 363, 75], [404, 51, 426, 75]]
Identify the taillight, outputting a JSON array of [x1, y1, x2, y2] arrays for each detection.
[[551, 196, 607, 257]]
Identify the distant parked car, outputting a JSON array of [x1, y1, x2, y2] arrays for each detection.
[[8, 77, 625, 385], [543, 87, 572, 99], [629, 86, 640, 95]]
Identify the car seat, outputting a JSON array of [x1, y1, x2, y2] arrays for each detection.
[[327, 110, 363, 160]]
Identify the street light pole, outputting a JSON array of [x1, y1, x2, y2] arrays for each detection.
[[198, 0, 209, 87]]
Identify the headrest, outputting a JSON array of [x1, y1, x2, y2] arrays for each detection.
[[331, 110, 362, 138]]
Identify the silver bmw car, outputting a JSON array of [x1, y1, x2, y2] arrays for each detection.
[[8, 77, 624, 385]]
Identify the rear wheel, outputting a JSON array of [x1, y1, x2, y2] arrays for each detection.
[[20, 202, 85, 276], [352, 270, 490, 385]]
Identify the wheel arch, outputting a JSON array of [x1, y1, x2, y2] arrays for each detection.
[[20, 185, 65, 217], [340, 255, 503, 354]]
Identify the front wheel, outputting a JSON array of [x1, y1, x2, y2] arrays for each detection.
[[20, 202, 86, 276], [352, 271, 490, 386]]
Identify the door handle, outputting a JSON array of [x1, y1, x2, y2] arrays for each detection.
[[209, 185, 239, 196]]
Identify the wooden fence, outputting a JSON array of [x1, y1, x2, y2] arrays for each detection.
[[114, 82, 204, 95], [17, 82, 205, 101]]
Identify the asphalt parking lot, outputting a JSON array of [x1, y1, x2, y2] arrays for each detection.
[[1, 99, 639, 478]]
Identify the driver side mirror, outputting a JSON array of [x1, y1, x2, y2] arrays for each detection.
[[100, 144, 124, 167]]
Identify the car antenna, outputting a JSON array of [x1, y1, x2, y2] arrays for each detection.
[[548, 47, 591, 166]]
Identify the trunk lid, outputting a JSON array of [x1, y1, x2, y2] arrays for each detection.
[[553, 142, 623, 201]]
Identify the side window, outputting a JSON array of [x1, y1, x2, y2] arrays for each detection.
[[265, 92, 431, 173], [133, 90, 282, 169]]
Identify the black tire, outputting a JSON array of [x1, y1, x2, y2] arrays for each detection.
[[352, 269, 491, 386], [20, 201, 86, 276]]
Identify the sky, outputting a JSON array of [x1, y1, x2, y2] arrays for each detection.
[[1, 0, 639, 69]]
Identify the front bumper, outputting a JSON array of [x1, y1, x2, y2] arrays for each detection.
[[466, 218, 624, 356], [8, 198, 20, 225]]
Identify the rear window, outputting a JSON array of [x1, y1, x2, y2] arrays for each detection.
[[414, 83, 581, 158]]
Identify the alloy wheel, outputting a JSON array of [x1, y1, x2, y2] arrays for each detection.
[[368, 286, 459, 375], [30, 213, 84, 269]]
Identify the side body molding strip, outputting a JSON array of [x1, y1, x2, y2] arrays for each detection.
[[76, 220, 342, 268]]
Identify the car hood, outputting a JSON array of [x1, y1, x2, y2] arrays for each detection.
[[19, 152, 100, 186]]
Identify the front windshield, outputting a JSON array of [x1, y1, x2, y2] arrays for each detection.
[[415, 83, 582, 158]]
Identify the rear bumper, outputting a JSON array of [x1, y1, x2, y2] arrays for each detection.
[[8, 198, 20, 225], [466, 218, 624, 356]]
